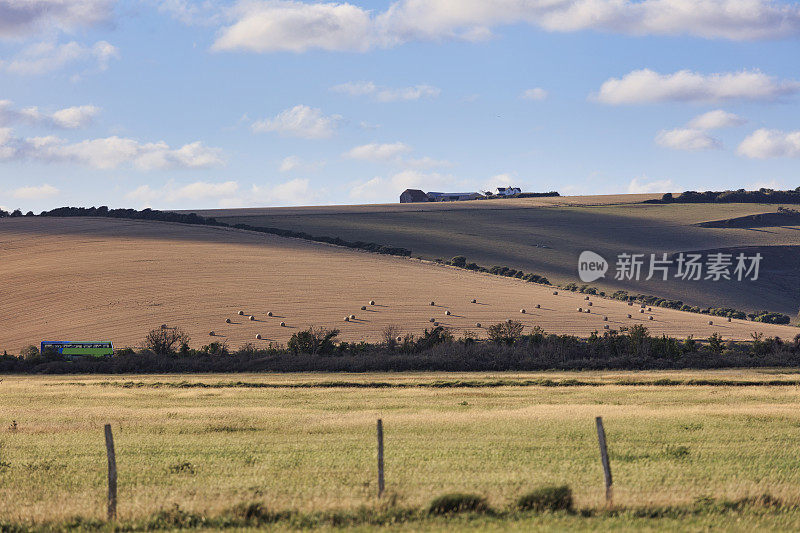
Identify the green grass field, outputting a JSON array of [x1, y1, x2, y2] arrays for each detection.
[[4, 370, 800, 530], [195, 200, 800, 317]]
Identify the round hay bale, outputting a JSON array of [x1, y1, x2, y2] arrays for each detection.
[[640, 304, 646, 309], [535, 304, 541, 309], [445, 310, 451, 316], [585, 309, 591, 314], [160, 324, 167, 329], [475, 322, 481, 328], [256, 334, 262, 340], [588, 302, 593, 306], [249, 315, 255, 321], [433, 322, 439, 326], [344, 316, 350, 322], [267, 311, 273, 317], [603, 316, 608, 321], [649, 316, 654, 321], [396, 336, 402, 342], [471, 299, 477, 304], [280, 321, 286, 327], [604, 325, 610, 330], [520, 309, 526, 314], [628, 302, 633, 306], [350, 314, 356, 320], [553, 291, 558, 295], [727, 317, 732, 322], [238, 311, 244, 316], [647, 307, 652, 312], [640, 309, 645, 314], [708, 320, 713, 325], [361, 306, 367, 311], [209, 331, 215, 336], [370, 300, 375, 305], [225, 318, 231, 324], [585, 296, 590, 300], [577, 307, 583, 312], [507, 319, 513, 323], [429, 318, 435, 323], [627, 314, 632, 319], [430, 301, 435, 306]]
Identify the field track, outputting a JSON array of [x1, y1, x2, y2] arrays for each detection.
[[0, 217, 796, 353]]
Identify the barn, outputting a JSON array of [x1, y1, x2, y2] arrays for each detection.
[[400, 189, 429, 203]]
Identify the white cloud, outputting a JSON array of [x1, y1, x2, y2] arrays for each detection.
[[0, 0, 114, 39], [344, 142, 411, 161], [749, 179, 786, 190], [127, 180, 240, 205], [521, 88, 548, 101], [627, 176, 675, 194], [11, 183, 59, 199], [349, 170, 463, 201], [403, 156, 451, 169], [251, 178, 314, 205], [0, 128, 223, 169], [483, 173, 516, 190], [0, 100, 99, 129], [252, 105, 340, 139], [1, 40, 119, 75], [331, 81, 440, 102], [738, 128, 800, 158], [212, 0, 800, 54], [687, 109, 746, 130], [596, 69, 800, 104], [655, 128, 722, 151], [278, 155, 323, 172]]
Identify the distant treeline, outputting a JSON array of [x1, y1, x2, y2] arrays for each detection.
[[3, 323, 800, 374], [35, 206, 413, 257], [647, 187, 800, 204], [479, 191, 560, 200]]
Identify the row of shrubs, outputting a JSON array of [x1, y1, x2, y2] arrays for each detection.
[[4, 323, 800, 374], [648, 187, 800, 204], [444, 256, 551, 284], [478, 191, 561, 200]]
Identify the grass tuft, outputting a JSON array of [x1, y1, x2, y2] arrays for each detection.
[[516, 485, 573, 512], [428, 493, 491, 515]]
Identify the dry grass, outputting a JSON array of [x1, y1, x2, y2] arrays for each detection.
[[3, 371, 800, 527], [0, 217, 796, 353]]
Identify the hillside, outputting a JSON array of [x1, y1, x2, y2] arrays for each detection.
[[192, 195, 800, 318], [0, 216, 797, 355]]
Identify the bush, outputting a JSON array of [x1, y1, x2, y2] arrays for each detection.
[[288, 327, 340, 355], [144, 326, 189, 356], [516, 485, 573, 512], [428, 493, 490, 515], [19, 345, 40, 360], [487, 321, 525, 345], [449, 256, 467, 268]]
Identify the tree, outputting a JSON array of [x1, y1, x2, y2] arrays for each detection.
[[487, 321, 525, 345], [144, 326, 189, 355], [288, 327, 340, 355]]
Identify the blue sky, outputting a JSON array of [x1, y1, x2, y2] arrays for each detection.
[[1, 0, 800, 212]]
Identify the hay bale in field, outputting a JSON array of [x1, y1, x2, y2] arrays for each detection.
[[649, 316, 654, 321], [160, 324, 167, 329], [588, 302, 593, 306], [238, 311, 244, 316], [585, 309, 591, 314], [280, 322, 286, 327], [445, 310, 451, 316], [708, 320, 713, 325], [344, 316, 350, 322], [535, 304, 540, 309], [475, 323, 481, 328], [584, 296, 590, 301], [471, 299, 477, 304], [396, 336, 403, 342], [628, 302, 633, 306], [370, 300, 376, 305], [430, 301, 435, 306], [225, 318, 231, 324], [350, 314, 356, 320], [639, 309, 645, 314], [209, 331, 215, 336], [520, 309, 526, 314], [430, 318, 435, 323], [361, 306, 367, 311], [604, 325, 610, 330], [627, 314, 632, 318], [553, 291, 558, 295], [577, 307, 583, 312], [433, 322, 439, 326], [728, 317, 732, 322], [603, 316, 608, 321], [267, 311, 273, 317], [256, 334, 262, 340], [640, 304, 646, 309], [249, 315, 255, 321], [647, 307, 652, 312]]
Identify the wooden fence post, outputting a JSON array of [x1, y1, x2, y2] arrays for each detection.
[[595, 416, 612, 507], [377, 419, 385, 497], [104, 424, 117, 520]]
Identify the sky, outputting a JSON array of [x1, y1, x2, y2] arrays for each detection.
[[1, 0, 800, 212]]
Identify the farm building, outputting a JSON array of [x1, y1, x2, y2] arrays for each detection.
[[494, 187, 522, 196], [426, 191, 483, 202], [400, 189, 429, 203]]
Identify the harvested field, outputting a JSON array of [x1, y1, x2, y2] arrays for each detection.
[[0, 216, 796, 353]]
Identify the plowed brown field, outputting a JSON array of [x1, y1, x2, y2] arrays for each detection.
[[0, 216, 796, 353]]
